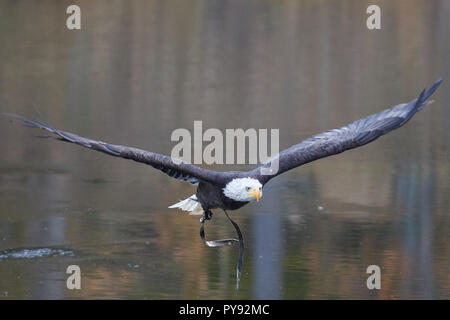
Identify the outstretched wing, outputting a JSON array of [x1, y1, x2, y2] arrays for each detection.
[[5, 114, 222, 185], [252, 78, 443, 184]]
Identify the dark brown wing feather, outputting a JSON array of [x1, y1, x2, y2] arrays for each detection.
[[5, 114, 222, 185], [252, 78, 443, 184]]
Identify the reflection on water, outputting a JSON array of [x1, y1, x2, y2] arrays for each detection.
[[0, 0, 449, 299]]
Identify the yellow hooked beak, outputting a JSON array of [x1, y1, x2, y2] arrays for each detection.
[[248, 188, 261, 202]]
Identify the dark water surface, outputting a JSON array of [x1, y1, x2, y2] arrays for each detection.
[[0, 0, 449, 299]]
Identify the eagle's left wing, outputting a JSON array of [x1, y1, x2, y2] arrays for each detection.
[[252, 78, 443, 184]]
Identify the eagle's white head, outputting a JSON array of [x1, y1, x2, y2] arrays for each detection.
[[223, 177, 263, 202]]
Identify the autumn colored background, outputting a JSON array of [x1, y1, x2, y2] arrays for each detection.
[[0, 0, 449, 299]]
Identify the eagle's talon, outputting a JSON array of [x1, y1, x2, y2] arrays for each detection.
[[201, 210, 213, 222]]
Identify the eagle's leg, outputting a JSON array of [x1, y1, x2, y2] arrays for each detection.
[[200, 209, 213, 223], [222, 210, 244, 295], [198, 209, 244, 294]]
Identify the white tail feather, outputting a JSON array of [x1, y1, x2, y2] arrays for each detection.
[[168, 194, 204, 215]]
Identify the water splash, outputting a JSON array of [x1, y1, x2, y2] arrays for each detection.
[[0, 248, 74, 260]]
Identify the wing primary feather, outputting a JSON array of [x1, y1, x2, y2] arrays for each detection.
[[252, 78, 443, 184], [4, 113, 223, 185]]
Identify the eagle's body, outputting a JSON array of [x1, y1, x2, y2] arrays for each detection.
[[5, 79, 442, 219], [197, 180, 248, 211], [169, 175, 258, 217]]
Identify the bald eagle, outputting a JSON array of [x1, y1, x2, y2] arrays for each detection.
[[5, 78, 443, 291]]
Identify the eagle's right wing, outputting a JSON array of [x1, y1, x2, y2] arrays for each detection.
[[5, 114, 222, 185]]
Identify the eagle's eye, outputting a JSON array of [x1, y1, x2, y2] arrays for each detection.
[[246, 187, 251, 192]]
